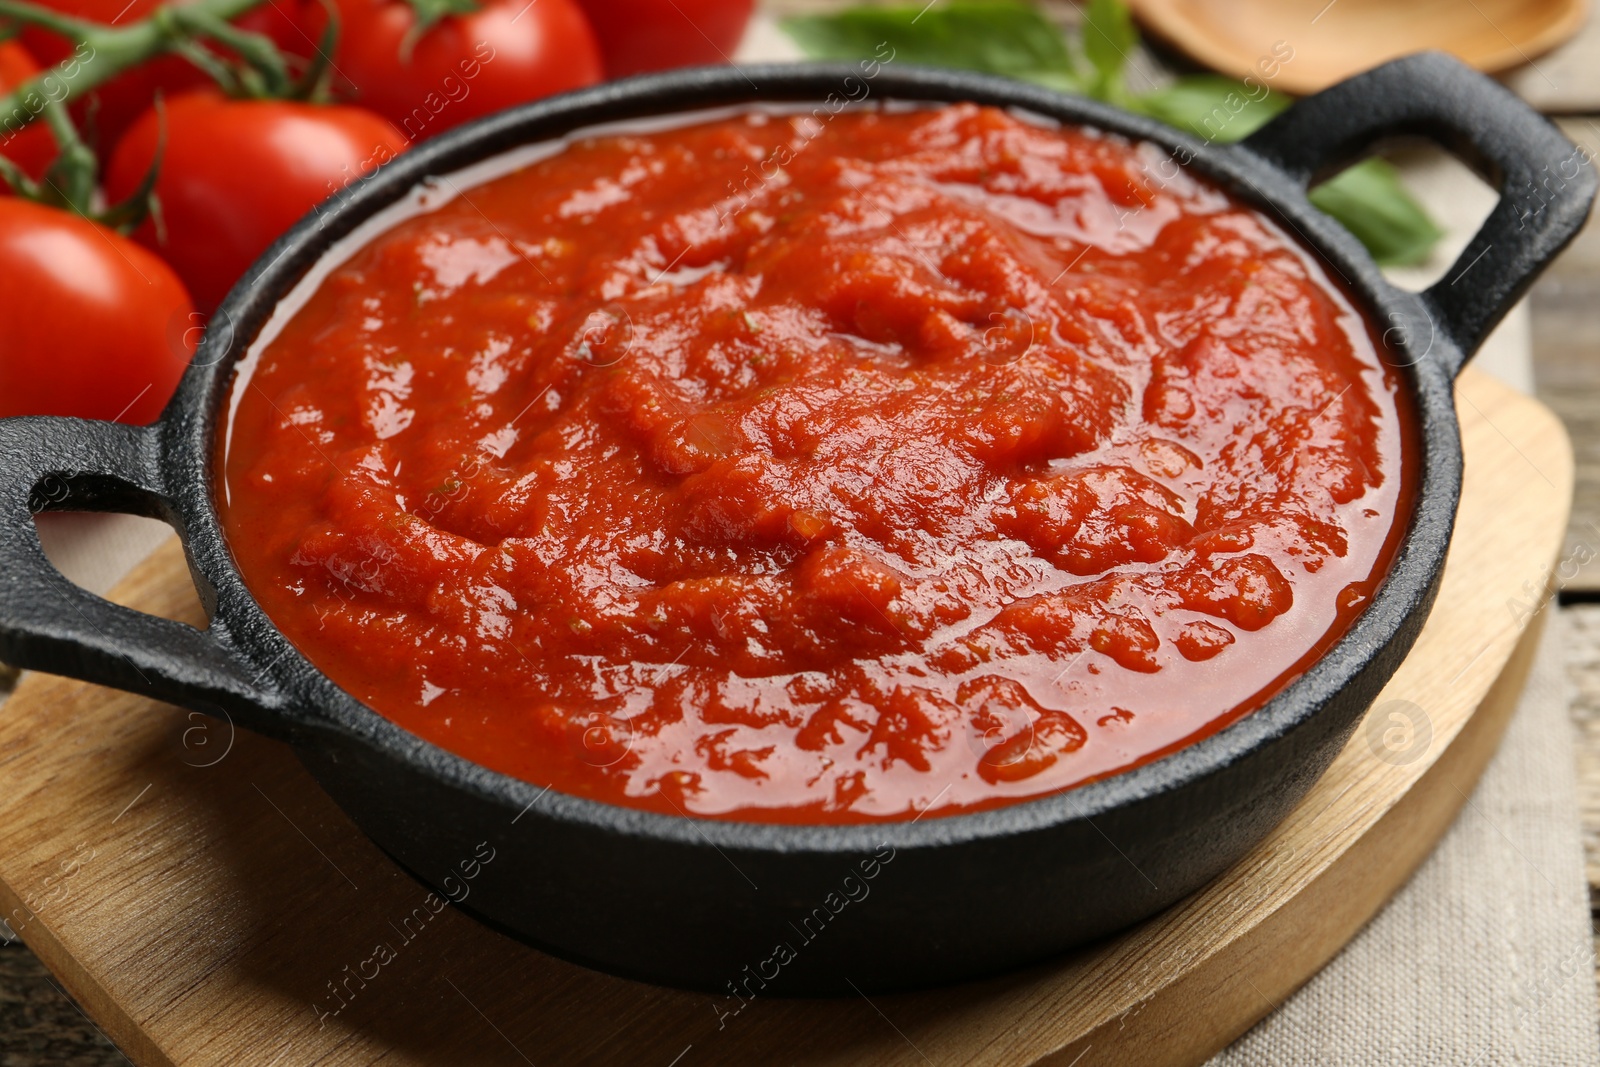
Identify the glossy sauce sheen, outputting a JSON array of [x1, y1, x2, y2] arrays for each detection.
[[221, 105, 1414, 823]]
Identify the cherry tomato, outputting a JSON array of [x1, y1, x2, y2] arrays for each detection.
[[575, 0, 752, 77], [20, 0, 315, 151], [0, 42, 57, 182], [316, 0, 602, 137], [105, 91, 408, 314], [0, 198, 195, 423]]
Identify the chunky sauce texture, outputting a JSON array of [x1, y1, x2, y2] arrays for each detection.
[[220, 105, 1412, 823]]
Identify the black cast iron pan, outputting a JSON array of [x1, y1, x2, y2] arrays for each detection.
[[0, 53, 1591, 995]]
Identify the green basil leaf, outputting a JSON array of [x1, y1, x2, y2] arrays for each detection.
[[1308, 159, 1445, 267], [1081, 0, 1137, 100], [1131, 75, 1289, 143], [781, 1, 1077, 85]]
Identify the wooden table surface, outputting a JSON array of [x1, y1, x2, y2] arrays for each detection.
[[1537, 119, 1600, 1027], [10, 1, 1600, 1062]]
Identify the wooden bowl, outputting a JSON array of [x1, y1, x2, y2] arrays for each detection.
[[1128, 0, 1589, 95]]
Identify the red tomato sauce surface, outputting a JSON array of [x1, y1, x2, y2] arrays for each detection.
[[220, 104, 1414, 823]]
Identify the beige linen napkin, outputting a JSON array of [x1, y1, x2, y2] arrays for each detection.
[[32, 512, 177, 599]]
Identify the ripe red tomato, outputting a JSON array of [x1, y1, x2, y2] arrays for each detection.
[[105, 91, 408, 314], [316, 0, 602, 137], [575, 0, 752, 77], [20, 0, 313, 151], [0, 42, 57, 182], [0, 198, 196, 423]]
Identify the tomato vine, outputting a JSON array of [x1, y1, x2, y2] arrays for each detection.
[[0, 0, 334, 220]]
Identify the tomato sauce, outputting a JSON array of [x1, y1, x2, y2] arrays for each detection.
[[220, 104, 1414, 823]]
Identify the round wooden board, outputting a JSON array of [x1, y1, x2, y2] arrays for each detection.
[[0, 367, 1572, 1067]]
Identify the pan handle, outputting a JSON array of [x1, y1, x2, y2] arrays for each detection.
[[0, 415, 293, 737], [1240, 51, 1596, 373]]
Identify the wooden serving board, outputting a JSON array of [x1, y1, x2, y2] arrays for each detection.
[[0, 367, 1572, 1067]]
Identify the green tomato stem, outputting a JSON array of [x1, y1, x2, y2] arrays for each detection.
[[169, 35, 243, 94], [170, 6, 290, 96], [0, 147, 35, 195], [37, 97, 96, 213], [0, 0, 273, 132], [0, 0, 102, 40]]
